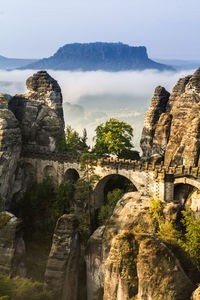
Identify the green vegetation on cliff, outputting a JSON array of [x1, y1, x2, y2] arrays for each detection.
[[0, 274, 53, 300], [149, 198, 200, 269]]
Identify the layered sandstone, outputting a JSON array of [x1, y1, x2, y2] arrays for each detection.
[[9, 70, 65, 154], [140, 68, 200, 166], [86, 192, 196, 300], [44, 214, 80, 300], [0, 71, 65, 208], [0, 97, 21, 207], [0, 212, 26, 277]]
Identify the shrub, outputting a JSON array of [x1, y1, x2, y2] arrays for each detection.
[[157, 220, 180, 244], [0, 214, 11, 230], [0, 274, 53, 300], [149, 198, 180, 244], [178, 208, 200, 269], [149, 197, 165, 228]]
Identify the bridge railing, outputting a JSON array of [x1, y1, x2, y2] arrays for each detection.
[[21, 148, 200, 178]]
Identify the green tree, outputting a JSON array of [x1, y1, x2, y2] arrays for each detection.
[[179, 208, 200, 268], [65, 125, 89, 154], [56, 126, 89, 154], [92, 118, 138, 158], [77, 153, 99, 229]]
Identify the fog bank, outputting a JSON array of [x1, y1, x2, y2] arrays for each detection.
[[0, 69, 195, 150]]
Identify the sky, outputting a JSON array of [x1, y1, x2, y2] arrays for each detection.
[[0, 0, 200, 60]]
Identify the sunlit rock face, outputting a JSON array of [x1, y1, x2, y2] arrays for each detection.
[[140, 68, 200, 166], [9, 70, 65, 153], [86, 192, 197, 300]]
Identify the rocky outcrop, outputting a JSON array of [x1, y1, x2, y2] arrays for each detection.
[[140, 68, 200, 166], [137, 237, 194, 300], [0, 212, 26, 277], [85, 226, 105, 300], [9, 71, 65, 154], [0, 97, 21, 208], [191, 286, 200, 300], [0, 71, 65, 209], [44, 214, 80, 300], [86, 192, 198, 300], [140, 86, 170, 160]]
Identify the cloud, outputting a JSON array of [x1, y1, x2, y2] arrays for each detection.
[[0, 68, 195, 151]]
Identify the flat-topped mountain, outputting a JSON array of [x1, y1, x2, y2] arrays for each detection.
[[21, 42, 173, 71], [0, 55, 37, 70]]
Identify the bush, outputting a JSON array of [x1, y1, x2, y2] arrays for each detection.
[[149, 198, 179, 244], [149, 197, 164, 227], [0, 274, 53, 300], [178, 208, 200, 269], [157, 220, 180, 244], [0, 214, 11, 230]]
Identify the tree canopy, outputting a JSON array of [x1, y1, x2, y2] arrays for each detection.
[[92, 118, 139, 159], [57, 125, 89, 154]]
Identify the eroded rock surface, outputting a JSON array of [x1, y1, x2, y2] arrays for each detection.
[[0, 212, 26, 277], [141, 68, 200, 166], [0, 71, 66, 208], [44, 214, 80, 300], [86, 192, 198, 300], [0, 100, 21, 208], [9, 70, 65, 154], [85, 226, 105, 300]]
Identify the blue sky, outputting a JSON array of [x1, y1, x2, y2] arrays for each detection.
[[0, 0, 199, 59]]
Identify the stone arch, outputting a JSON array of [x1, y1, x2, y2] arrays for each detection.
[[93, 174, 137, 210], [64, 168, 80, 184], [43, 165, 57, 182], [174, 177, 200, 213]]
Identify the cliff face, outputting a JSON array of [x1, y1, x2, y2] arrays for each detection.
[[21, 42, 173, 71], [141, 68, 200, 166], [85, 192, 197, 300], [0, 71, 65, 208], [9, 70, 65, 154]]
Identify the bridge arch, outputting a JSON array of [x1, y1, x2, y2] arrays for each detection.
[[174, 177, 200, 212], [64, 168, 80, 184], [93, 173, 137, 210]]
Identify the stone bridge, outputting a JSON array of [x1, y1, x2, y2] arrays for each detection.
[[21, 150, 200, 209]]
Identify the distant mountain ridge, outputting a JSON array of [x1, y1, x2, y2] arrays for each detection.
[[0, 55, 37, 70], [21, 42, 173, 71]]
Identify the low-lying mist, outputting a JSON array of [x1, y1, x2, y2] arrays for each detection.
[[0, 69, 195, 151]]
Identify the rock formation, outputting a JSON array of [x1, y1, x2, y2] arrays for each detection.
[[140, 68, 200, 166], [44, 214, 80, 300], [9, 70, 65, 154], [0, 212, 26, 277], [0, 95, 21, 207], [86, 192, 197, 300], [0, 71, 65, 209]]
